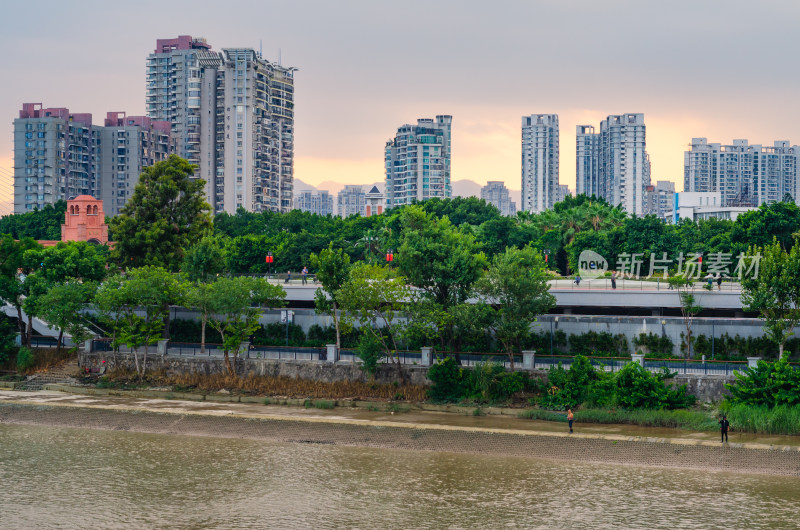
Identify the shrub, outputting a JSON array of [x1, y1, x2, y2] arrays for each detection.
[[307, 324, 336, 344], [258, 322, 306, 346], [462, 362, 528, 403], [356, 332, 384, 380], [614, 362, 695, 409], [569, 331, 628, 356], [633, 332, 674, 357], [725, 357, 800, 407], [427, 356, 463, 402], [538, 363, 572, 410], [539, 355, 612, 409], [0, 316, 17, 366], [15, 347, 35, 372], [524, 330, 567, 352]]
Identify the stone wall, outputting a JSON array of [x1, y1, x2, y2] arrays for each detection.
[[81, 352, 431, 386], [671, 374, 731, 402]]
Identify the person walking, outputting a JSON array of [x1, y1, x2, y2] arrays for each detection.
[[716, 274, 722, 291], [567, 408, 574, 434], [284, 270, 292, 284], [301, 266, 308, 285], [574, 275, 581, 287], [719, 414, 729, 443], [611, 271, 617, 290]]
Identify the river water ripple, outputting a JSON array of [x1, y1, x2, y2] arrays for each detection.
[[2, 423, 799, 529]]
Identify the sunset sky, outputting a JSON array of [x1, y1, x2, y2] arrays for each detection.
[[2, 0, 799, 211]]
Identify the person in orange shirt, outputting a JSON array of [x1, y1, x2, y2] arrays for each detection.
[[567, 408, 574, 433]]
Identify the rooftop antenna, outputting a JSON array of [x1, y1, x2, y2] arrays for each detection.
[[279, 48, 282, 66], [259, 39, 262, 58]]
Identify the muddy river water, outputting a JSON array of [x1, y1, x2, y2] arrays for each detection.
[[2, 422, 800, 529]]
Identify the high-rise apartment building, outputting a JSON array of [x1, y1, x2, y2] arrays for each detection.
[[146, 36, 212, 169], [14, 104, 99, 213], [643, 180, 675, 218], [599, 113, 649, 215], [684, 138, 799, 207], [385, 115, 452, 208], [556, 184, 571, 204], [337, 185, 366, 217], [297, 190, 333, 216], [576, 125, 599, 197], [13, 103, 172, 214], [99, 112, 173, 216], [521, 114, 559, 213], [480, 181, 517, 216], [147, 37, 296, 214], [574, 114, 649, 214]]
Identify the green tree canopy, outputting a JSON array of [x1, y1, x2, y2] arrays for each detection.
[[310, 243, 351, 349], [731, 201, 800, 253], [0, 200, 66, 240], [182, 235, 226, 282], [337, 263, 411, 382], [35, 280, 97, 354], [206, 276, 285, 376], [475, 246, 556, 369], [741, 239, 800, 358], [110, 155, 212, 270]]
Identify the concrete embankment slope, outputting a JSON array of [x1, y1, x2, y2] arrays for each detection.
[[1, 390, 799, 477]]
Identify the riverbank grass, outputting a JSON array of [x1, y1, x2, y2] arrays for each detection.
[[518, 407, 719, 432]]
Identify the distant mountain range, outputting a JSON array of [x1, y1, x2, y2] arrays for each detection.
[[294, 178, 521, 207]]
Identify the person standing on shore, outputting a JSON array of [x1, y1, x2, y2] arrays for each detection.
[[719, 415, 729, 443], [611, 272, 617, 290], [301, 266, 308, 285], [567, 408, 574, 434]]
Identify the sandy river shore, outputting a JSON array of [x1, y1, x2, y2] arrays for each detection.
[[1, 390, 799, 476]]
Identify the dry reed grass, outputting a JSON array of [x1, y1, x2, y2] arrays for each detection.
[[106, 370, 428, 402], [27, 348, 76, 374]]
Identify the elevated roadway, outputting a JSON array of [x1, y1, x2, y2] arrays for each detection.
[[271, 278, 747, 315]]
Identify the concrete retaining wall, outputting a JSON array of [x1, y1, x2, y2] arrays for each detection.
[[532, 315, 782, 357]]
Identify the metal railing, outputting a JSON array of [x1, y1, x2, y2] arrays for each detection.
[[549, 278, 742, 292], [78, 340, 783, 376]]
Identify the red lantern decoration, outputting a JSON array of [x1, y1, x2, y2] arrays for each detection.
[[386, 250, 394, 262]]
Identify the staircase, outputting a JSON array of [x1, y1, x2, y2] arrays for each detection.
[[18, 358, 81, 391], [2, 302, 73, 341]]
